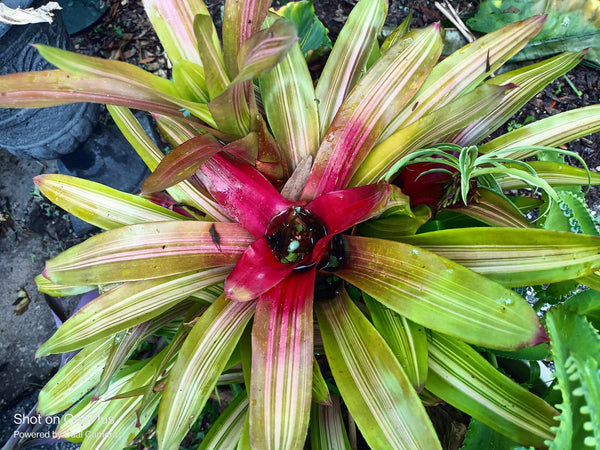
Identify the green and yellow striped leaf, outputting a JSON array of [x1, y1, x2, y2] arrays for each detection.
[[364, 294, 428, 391], [380, 15, 547, 141], [107, 105, 229, 220], [37, 268, 229, 355], [157, 296, 255, 449], [338, 235, 546, 350], [198, 391, 249, 450], [38, 337, 113, 415], [43, 221, 252, 285], [315, 0, 388, 134], [142, 0, 208, 65], [399, 228, 600, 287], [310, 394, 351, 450], [304, 24, 443, 198], [316, 290, 441, 450], [426, 332, 557, 448], [479, 105, 600, 160], [34, 174, 188, 231], [259, 15, 319, 169]]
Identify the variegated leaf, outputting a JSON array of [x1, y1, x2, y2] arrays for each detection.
[[399, 228, 600, 287], [426, 331, 556, 448], [310, 394, 351, 450], [157, 295, 255, 449], [316, 289, 441, 450], [43, 221, 252, 285], [479, 105, 600, 159], [198, 391, 249, 450], [303, 24, 444, 198], [107, 105, 230, 221], [34, 174, 188, 231], [250, 270, 314, 449], [37, 268, 229, 355], [364, 294, 428, 391], [338, 235, 546, 350], [38, 337, 113, 415], [142, 0, 209, 65], [315, 0, 387, 134], [259, 15, 319, 169], [380, 15, 547, 141]]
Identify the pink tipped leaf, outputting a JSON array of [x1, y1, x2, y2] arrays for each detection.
[[142, 0, 209, 65], [223, 0, 272, 77], [307, 182, 390, 235], [337, 235, 546, 350], [43, 221, 253, 286], [302, 24, 443, 199], [250, 269, 315, 450], [0, 70, 203, 120], [233, 18, 298, 84], [141, 134, 224, 194], [225, 238, 295, 302], [198, 154, 294, 237]]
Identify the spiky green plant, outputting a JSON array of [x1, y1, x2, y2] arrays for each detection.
[[3, 0, 600, 448]]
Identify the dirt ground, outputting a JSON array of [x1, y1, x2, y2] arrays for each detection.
[[1, 0, 599, 447]]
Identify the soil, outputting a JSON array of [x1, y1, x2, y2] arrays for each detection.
[[1, 0, 599, 448]]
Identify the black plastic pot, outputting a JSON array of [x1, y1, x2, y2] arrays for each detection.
[[0, 0, 99, 160]]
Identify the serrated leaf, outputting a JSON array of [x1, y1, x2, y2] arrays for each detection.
[[37, 268, 229, 355], [314, 0, 387, 134], [543, 191, 600, 235], [398, 227, 600, 287], [157, 296, 255, 450], [338, 235, 546, 350], [546, 304, 600, 450], [461, 418, 522, 450], [34, 174, 188, 231], [426, 332, 557, 448], [304, 24, 443, 198], [43, 221, 252, 285], [316, 289, 442, 450]]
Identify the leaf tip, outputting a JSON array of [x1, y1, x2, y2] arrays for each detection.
[[531, 325, 550, 347]]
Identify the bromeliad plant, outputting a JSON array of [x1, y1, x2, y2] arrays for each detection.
[[4, 0, 600, 448]]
